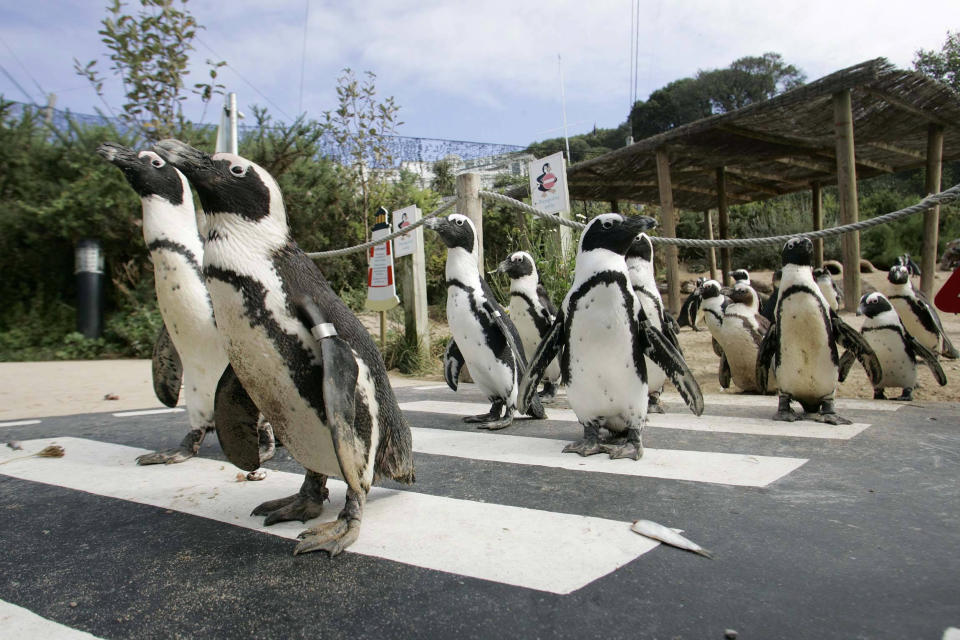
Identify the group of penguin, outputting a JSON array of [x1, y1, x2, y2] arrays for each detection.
[[100, 138, 955, 557], [681, 243, 953, 423]]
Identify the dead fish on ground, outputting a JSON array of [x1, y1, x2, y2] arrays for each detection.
[[0, 444, 65, 465], [631, 519, 713, 558], [6, 441, 23, 451]]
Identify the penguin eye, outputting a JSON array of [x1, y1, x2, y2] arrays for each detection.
[[455, 218, 465, 226], [230, 164, 246, 176], [151, 158, 164, 168], [601, 220, 614, 230]]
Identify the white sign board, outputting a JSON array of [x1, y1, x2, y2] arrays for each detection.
[[393, 204, 420, 258], [528, 151, 570, 215], [365, 207, 401, 311]]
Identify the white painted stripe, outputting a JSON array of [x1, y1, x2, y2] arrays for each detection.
[[412, 384, 453, 391], [410, 426, 805, 487], [0, 599, 105, 639], [660, 392, 901, 412], [943, 628, 960, 640], [0, 419, 41, 428], [0, 437, 660, 595], [401, 400, 871, 440], [112, 408, 184, 417]]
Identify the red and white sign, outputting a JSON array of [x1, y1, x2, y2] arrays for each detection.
[[365, 207, 400, 311], [528, 151, 570, 216]]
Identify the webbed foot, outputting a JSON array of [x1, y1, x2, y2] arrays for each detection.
[[562, 422, 603, 456], [294, 518, 360, 556], [773, 394, 800, 422], [463, 400, 504, 424], [810, 399, 852, 425], [873, 388, 886, 400], [895, 388, 914, 402], [136, 428, 205, 465], [600, 426, 643, 460], [253, 471, 328, 525], [538, 382, 557, 404], [477, 408, 514, 431], [647, 392, 665, 414]]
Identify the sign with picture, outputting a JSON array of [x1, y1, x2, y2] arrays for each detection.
[[528, 151, 570, 215], [393, 204, 420, 258], [365, 207, 401, 311]]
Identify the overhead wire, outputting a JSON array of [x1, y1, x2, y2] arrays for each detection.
[[298, 0, 310, 115], [0, 34, 46, 100]]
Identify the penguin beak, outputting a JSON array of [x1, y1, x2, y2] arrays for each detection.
[[624, 215, 658, 234], [154, 139, 219, 182], [97, 142, 138, 168], [422, 217, 443, 231], [496, 259, 511, 273], [720, 287, 733, 297]]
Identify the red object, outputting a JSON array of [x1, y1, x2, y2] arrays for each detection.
[[934, 267, 960, 313]]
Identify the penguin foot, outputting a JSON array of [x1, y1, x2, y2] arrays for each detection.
[[773, 409, 800, 422], [477, 411, 514, 431], [895, 388, 914, 402], [258, 420, 276, 464], [562, 438, 604, 456], [463, 400, 504, 424], [135, 429, 205, 465], [812, 412, 853, 426], [538, 382, 558, 404], [873, 389, 886, 400], [294, 518, 360, 556], [647, 395, 665, 414], [603, 441, 643, 461], [253, 471, 329, 525]]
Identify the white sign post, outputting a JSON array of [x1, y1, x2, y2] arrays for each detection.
[[392, 204, 419, 258], [528, 151, 573, 258], [393, 205, 430, 353]]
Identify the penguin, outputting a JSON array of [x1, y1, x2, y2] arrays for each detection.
[[425, 215, 545, 429], [760, 269, 781, 324], [813, 267, 843, 312], [756, 237, 882, 424], [98, 142, 275, 466], [884, 265, 958, 359], [717, 281, 774, 393], [497, 251, 561, 402], [838, 292, 946, 401], [729, 269, 751, 285], [697, 280, 734, 389], [893, 253, 922, 277], [519, 214, 703, 461], [154, 140, 414, 556], [727, 269, 763, 314], [676, 277, 706, 331], [626, 233, 682, 412]]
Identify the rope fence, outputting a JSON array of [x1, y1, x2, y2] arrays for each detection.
[[307, 181, 960, 258]]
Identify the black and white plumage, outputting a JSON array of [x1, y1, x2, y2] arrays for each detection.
[[884, 265, 958, 359], [893, 253, 922, 277], [813, 267, 844, 313], [712, 282, 774, 393], [756, 237, 881, 424], [98, 142, 275, 467], [760, 269, 782, 324], [497, 251, 561, 402], [698, 280, 734, 389], [519, 214, 703, 461], [425, 215, 545, 429], [838, 293, 946, 401], [154, 140, 414, 557], [676, 277, 706, 331], [626, 233, 682, 412]]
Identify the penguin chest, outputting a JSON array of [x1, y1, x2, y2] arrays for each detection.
[[864, 328, 916, 389], [718, 316, 761, 391], [447, 288, 516, 401], [776, 293, 836, 401], [206, 279, 346, 480], [565, 285, 646, 429]]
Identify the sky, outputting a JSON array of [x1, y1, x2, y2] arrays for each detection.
[[1, 1, 956, 147]]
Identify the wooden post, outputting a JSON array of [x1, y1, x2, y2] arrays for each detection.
[[703, 210, 718, 282], [610, 200, 620, 213], [716, 168, 732, 285], [812, 182, 824, 268], [656, 149, 681, 315], [397, 209, 430, 355], [456, 173, 483, 270], [833, 89, 861, 311], [921, 124, 944, 299]]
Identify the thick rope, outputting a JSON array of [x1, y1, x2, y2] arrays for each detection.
[[306, 197, 456, 258], [479, 183, 960, 248]]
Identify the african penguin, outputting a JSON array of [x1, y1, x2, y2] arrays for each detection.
[[698, 280, 734, 389], [727, 269, 762, 314], [884, 265, 958, 359], [839, 293, 946, 401], [98, 142, 275, 467], [626, 233, 682, 412], [154, 139, 414, 556], [519, 214, 703, 461], [677, 277, 706, 331], [425, 215, 545, 429], [756, 237, 881, 424], [813, 267, 843, 313], [760, 269, 781, 324], [718, 282, 775, 393], [729, 269, 750, 285], [497, 251, 561, 402]]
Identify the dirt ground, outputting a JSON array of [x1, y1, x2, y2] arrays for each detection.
[[371, 266, 960, 403]]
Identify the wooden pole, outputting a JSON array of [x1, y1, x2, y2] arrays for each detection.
[[703, 210, 718, 282], [716, 167, 732, 285], [921, 124, 944, 299], [812, 182, 824, 268], [833, 89, 861, 311], [655, 149, 681, 315], [397, 209, 430, 355], [456, 173, 483, 270]]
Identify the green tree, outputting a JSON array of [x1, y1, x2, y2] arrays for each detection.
[[430, 157, 456, 196], [74, 0, 225, 140], [914, 30, 960, 93]]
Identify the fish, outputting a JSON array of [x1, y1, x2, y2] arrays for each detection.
[[631, 519, 713, 558]]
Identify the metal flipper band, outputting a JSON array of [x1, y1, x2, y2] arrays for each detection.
[[310, 323, 338, 341]]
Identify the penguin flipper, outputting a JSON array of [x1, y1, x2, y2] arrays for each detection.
[[719, 353, 731, 389], [519, 315, 564, 415], [480, 280, 528, 365], [662, 311, 682, 353], [906, 334, 949, 386], [711, 337, 724, 358], [831, 313, 882, 386], [640, 320, 704, 416], [444, 339, 465, 391], [214, 364, 262, 472], [152, 323, 183, 408], [837, 350, 857, 383], [756, 322, 779, 394], [940, 332, 959, 360]]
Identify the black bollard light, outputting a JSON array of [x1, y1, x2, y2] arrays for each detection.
[[75, 238, 104, 338]]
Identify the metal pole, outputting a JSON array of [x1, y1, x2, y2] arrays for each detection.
[[75, 239, 104, 339]]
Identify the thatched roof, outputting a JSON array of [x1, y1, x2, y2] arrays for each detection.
[[515, 59, 960, 211]]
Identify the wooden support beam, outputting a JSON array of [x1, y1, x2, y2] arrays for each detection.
[[921, 124, 944, 299], [862, 87, 956, 129], [716, 167, 732, 286], [833, 89, 861, 311], [812, 182, 824, 268], [722, 172, 783, 196], [774, 156, 835, 174], [864, 141, 926, 161], [717, 124, 824, 152], [456, 173, 483, 270], [704, 210, 718, 282], [656, 149, 681, 315], [726, 166, 808, 187]]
